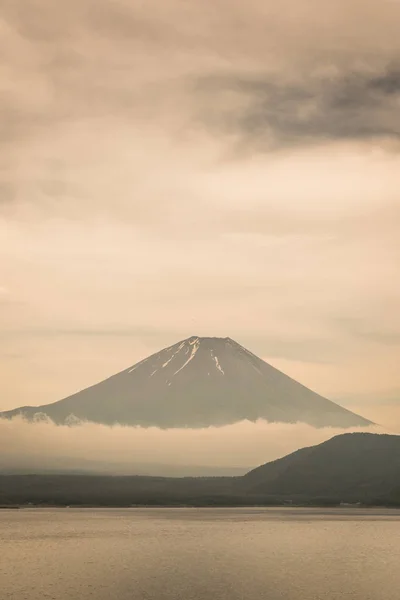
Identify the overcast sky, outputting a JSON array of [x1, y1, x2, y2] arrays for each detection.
[[1, 0, 400, 426]]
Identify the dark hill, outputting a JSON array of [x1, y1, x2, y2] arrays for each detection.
[[0, 433, 399, 506], [241, 432, 400, 501]]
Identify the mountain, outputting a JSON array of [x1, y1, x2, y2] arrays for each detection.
[[0, 335, 373, 428], [0, 434, 399, 507], [241, 432, 400, 500]]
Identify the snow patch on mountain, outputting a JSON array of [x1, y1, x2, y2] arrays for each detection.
[[173, 338, 200, 375], [214, 356, 224, 375], [128, 357, 149, 373], [162, 342, 185, 368]]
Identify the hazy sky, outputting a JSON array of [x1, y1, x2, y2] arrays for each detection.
[[1, 0, 400, 424]]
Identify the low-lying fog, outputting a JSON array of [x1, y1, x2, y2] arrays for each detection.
[[0, 417, 381, 476]]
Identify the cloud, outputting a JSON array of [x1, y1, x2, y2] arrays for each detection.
[[1, 0, 400, 418], [196, 67, 400, 149], [334, 317, 400, 346], [0, 417, 381, 476], [1, 0, 400, 153], [349, 331, 400, 346]]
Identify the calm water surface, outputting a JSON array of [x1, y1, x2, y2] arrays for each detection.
[[1, 507, 399, 600]]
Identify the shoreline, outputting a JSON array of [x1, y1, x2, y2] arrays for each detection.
[[2, 503, 399, 510]]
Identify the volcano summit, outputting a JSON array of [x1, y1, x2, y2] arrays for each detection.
[[1, 336, 373, 428]]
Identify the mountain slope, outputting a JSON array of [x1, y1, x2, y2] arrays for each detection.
[[0, 336, 373, 428], [0, 434, 399, 506], [241, 432, 400, 500]]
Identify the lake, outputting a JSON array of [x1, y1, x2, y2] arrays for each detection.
[[1, 508, 399, 599]]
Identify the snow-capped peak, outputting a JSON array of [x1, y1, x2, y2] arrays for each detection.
[[173, 337, 200, 375], [1, 334, 374, 429]]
